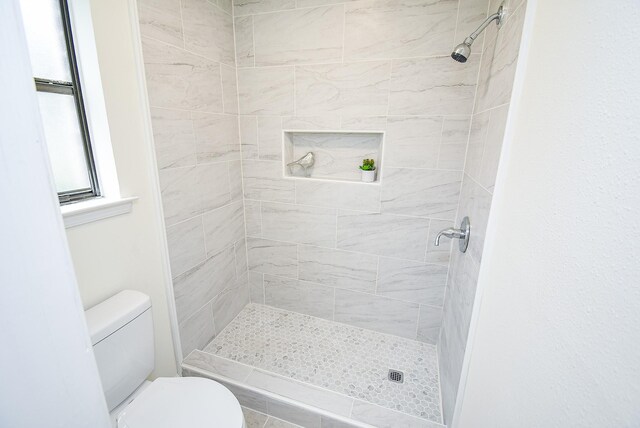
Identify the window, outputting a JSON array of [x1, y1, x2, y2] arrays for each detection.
[[20, 0, 100, 204]]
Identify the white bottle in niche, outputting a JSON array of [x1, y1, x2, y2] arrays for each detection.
[[359, 159, 376, 182]]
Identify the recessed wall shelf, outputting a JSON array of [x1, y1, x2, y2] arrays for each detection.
[[283, 130, 384, 184]]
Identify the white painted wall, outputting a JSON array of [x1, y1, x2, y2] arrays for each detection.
[[64, 0, 178, 377], [456, 1, 640, 426], [0, 1, 110, 426]]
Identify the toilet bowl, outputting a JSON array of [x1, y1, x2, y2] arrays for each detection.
[[85, 290, 244, 428], [116, 377, 243, 428]]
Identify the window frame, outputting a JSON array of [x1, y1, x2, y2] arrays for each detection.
[[34, 0, 100, 204]]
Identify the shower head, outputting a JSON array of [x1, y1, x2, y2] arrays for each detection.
[[451, 39, 473, 63], [451, 4, 505, 63]]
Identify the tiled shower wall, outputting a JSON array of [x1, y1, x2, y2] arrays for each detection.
[[137, 0, 249, 357], [438, 0, 528, 422], [234, 0, 491, 343]]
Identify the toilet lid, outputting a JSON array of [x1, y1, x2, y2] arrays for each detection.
[[117, 377, 244, 428]]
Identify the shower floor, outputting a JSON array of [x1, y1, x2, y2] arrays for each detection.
[[184, 304, 443, 427]]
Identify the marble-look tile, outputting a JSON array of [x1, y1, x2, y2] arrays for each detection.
[[388, 55, 480, 116], [217, 0, 233, 14], [264, 275, 334, 320], [158, 166, 200, 226], [340, 115, 387, 131], [246, 370, 353, 416], [350, 400, 444, 428], [234, 16, 255, 67], [142, 37, 223, 113], [253, 6, 344, 66], [183, 350, 253, 381], [320, 416, 361, 428], [202, 201, 245, 256], [233, 0, 296, 16], [296, 61, 391, 116], [295, 180, 380, 212], [240, 116, 259, 159], [416, 304, 442, 344], [243, 407, 269, 428], [245, 199, 262, 236], [289, 132, 381, 181], [238, 67, 295, 115], [236, 238, 249, 276], [296, 0, 357, 5], [266, 400, 317, 428], [377, 258, 447, 306], [385, 116, 443, 169], [265, 417, 304, 428], [474, 2, 526, 112], [248, 271, 265, 303], [381, 168, 462, 220], [438, 116, 471, 170], [479, 104, 509, 192], [283, 116, 341, 131], [178, 302, 215, 356], [243, 160, 295, 203], [464, 110, 490, 181], [182, 0, 235, 65], [226, 381, 269, 413], [438, 253, 481, 422], [137, 0, 183, 47], [166, 216, 206, 278], [198, 162, 232, 213], [344, 0, 457, 60], [298, 245, 377, 292], [212, 279, 250, 334], [334, 289, 419, 339], [258, 116, 283, 160], [247, 237, 298, 278], [261, 202, 337, 247], [229, 160, 244, 202], [221, 64, 239, 114], [150, 107, 196, 170], [173, 247, 236, 322], [425, 219, 453, 265], [337, 211, 429, 261], [193, 112, 240, 163]]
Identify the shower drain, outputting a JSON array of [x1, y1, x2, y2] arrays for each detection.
[[388, 369, 404, 383]]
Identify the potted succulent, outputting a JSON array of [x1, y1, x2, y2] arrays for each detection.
[[359, 159, 376, 182]]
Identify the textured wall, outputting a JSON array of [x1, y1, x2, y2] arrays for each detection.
[[457, 1, 640, 426], [234, 0, 490, 342], [137, 0, 249, 357], [438, 0, 528, 422]]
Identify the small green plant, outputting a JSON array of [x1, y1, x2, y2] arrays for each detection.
[[359, 159, 375, 171]]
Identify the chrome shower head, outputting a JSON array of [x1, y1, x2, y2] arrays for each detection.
[[451, 4, 505, 63], [451, 39, 472, 63]]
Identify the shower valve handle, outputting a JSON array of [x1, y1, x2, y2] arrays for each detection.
[[434, 217, 471, 253]]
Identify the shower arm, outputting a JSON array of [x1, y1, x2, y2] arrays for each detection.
[[464, 10, 502, 46]]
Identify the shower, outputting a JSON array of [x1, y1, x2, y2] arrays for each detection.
[[452, 3, 505, 62]]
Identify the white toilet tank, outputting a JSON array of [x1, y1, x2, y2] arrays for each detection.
[[85, 290, 154, 412]]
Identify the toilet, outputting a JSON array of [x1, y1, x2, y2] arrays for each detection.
[[85, 290, 245, 428]]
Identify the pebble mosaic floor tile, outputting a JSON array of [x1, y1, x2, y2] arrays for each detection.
[[204, 304, 442, 423]]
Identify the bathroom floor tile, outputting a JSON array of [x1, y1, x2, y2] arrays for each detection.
[[203, 304, 442, 423]]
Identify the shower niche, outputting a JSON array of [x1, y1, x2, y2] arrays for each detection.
[[283, 130, 384, 184]]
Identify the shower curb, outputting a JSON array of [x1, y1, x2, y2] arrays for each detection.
[[182, 351, 445, 428]]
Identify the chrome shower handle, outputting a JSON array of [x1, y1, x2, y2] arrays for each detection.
[[434, 217, 471, 253]]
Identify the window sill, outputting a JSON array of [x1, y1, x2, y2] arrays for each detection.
[[61, 196, 138, 228]]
